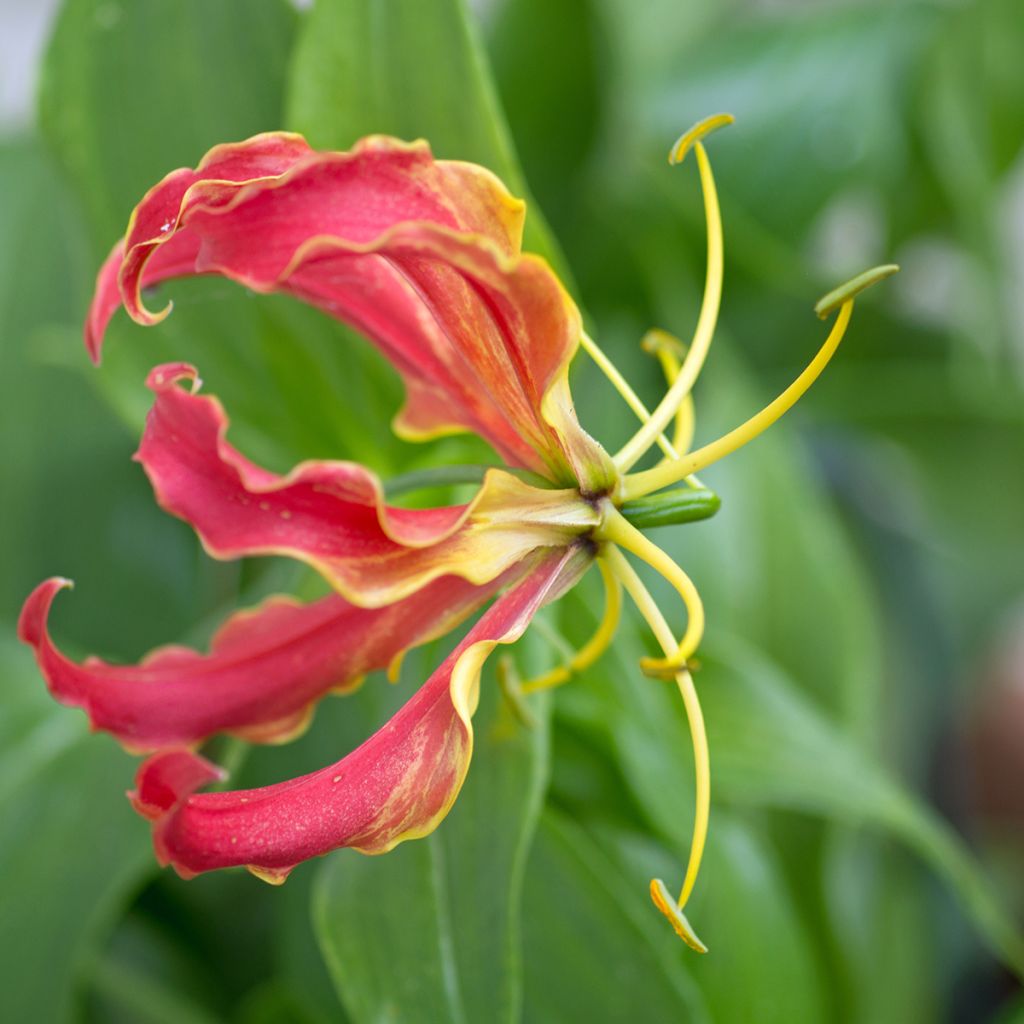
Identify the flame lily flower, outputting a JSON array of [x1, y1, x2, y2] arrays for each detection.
[[19, 115, 896, 952]]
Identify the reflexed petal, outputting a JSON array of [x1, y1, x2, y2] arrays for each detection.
[[87, 134, 522, 360], [87, 134, 614, 488], [129, 546, 591, 881], [18, 571, 504, 753], [138, 364, 600, 604], [86, 132, 314, 358]]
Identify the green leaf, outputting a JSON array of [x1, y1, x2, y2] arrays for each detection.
[[285, 0, 565, 272], [676, 631, 1024, 978], [521, 811, 709, 1023], [602, 0, 931, 232], [0, 638, 152, 1023], [820, 832, 939, 1023], [596, 814, 828, 1024], [487, 0, 607, 233], [313, 639, 551, 1024], [39, 0, 298, 250]]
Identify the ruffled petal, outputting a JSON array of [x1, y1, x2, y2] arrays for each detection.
[[86, 132, 315, 359], [17, 570, 503, 753], [129, 546, 590, 881], [87, 134, 614, 488], [137, 364, 600, 604]]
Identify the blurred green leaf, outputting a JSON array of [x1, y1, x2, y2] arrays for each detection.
[[602, 0, 931, 232], [600, 814, 827, 1024], [0, 134, 206, 655], [285, 0, 565, 272], [702, 635, 1024, 978], [0, 638, 151, 1022], [522, 811, 709, 1023], [821, 833, 938, 1024], [488, 0, 606, 233], [39, 0, 298, 250], [313, 644, 551, 1024]]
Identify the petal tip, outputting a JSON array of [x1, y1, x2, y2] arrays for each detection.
[[145, 362, 201, 392], [17, 577, 73, 647], [130, 750, 224, 820]]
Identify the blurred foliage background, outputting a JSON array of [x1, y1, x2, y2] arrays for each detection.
[[1, 0, 1023, 1021]]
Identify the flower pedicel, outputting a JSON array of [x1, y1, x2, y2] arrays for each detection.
[[19, 114, 896, 952]]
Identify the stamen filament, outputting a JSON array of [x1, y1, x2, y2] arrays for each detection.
[[620, 299, 854, 501], [579, 332, 679, 461], [603, 545, 710, 951], [615, 135, 726, 472], [595, 507, 704, 668], [641, 329, 696, 456], [519, 558, 622, 694]]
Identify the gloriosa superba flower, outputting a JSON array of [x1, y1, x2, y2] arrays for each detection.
[[19, 113, 896, 953]]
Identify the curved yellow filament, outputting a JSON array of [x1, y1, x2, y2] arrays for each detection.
[[595, 507, 704, 669], [641, 329, 696, 456], [519, 558, 623, 694], [614, 138, 725, 472], [603, 545, 709, 952], [620, 299, 854, 501], [579, 332, 679, 462]]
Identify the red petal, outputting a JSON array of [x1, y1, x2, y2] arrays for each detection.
[[136, 364, 599, 604], [87, 135, 613, 487], [18, 571, 501, 753], [86, 133, 313, 362], [129, 547, 590, 880]]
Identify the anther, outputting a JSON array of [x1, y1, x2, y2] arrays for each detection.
[[814, 263, 900, 319], [669, 112, 735, 166]]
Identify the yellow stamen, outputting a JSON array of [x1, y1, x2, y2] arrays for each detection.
[[603, 545, 709, 951], [615, 119, 731, 472], [641, 329, 696, 456], [595, 508, 704, 671], [579, 332, 679, 461], [621, 299, 855, 501], [519, 558, 623, 694]]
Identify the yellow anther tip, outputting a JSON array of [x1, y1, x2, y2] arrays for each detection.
[[641, 328, 687, 359], [650, 878, 708, 953], [814, 263, 900, 319], [668, 113, 735, 166]]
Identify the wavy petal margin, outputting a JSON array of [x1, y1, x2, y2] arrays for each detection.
[[130, 546, 591, 882], [17, 570, 504, 753], [138, 364, 599, 604], [86, 134, 613, 488]]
